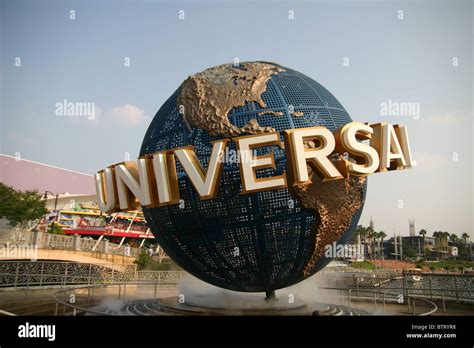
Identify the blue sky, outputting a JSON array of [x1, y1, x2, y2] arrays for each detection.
[[1, 0, 472, 237]]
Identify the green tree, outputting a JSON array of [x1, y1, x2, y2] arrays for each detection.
[[372, 231, 380, 260], [443, 232, 450, 257], [449, 233, 458, 244], [461, 233, 469, 245], [419, 229, 428, 258], [352, 225, 367, 243], [433, 231, 442, 259], [134, 251, 180, 271], [47, 224, 64, 235], [433, 231, 450, 259], [0, 183, 48, 229], [366, 226, 375, 261], [403, 245, 417, 258], [461, 233, 470, 260], [378, 231, 387, 260]]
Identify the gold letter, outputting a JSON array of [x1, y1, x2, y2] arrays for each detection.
[[334, 122, 380, 176], [174, 139, 228, 199], [151, 151, 181, 206], [95, 167, 118, 213], [394, 125, 417, 168], [283, 126, 342, 185], [114, 161, 154, 210], [234, 132, 287, 194], [370, 123, 407, 171]]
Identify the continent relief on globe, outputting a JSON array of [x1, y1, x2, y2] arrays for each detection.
[[177, 61, 366, 277], [178, 62, 284, 136], [290, 161, 366, 277]]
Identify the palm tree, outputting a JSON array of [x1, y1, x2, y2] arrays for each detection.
[[354, 226, 366, 244], [379, 231, 387, 261], [442, 232, 450, 258], [373, 231, 380, 261], [433, 231, 442, 259], [449, 233, 458, 244], [373, 231, 378, 261], [462, 233, 469, 244], [353, 225, 365, 243], [367, 227, 375, 262], [419, 229, 427, 258]]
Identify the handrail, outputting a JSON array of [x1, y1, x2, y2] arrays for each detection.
[[0, 229, 142, 257], [0, 261, 185, 288], [320, 285, 472, 314], [0, 309, 17, 316], [320, 285, 473, 297], [408, 295, 438, 316], [52, 280, 181, 316]]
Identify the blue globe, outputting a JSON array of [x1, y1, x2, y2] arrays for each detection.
[[140, 62, 367, 293]]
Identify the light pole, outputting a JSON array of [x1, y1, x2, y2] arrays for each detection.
[[43, 191, 59, 233]]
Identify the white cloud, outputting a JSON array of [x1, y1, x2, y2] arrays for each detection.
[[107, 104, 148, 125]]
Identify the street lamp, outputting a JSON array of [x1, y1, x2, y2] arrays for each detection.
[[43, 191, 59, 233]]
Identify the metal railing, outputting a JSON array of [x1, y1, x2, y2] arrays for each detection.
[[0, 309, 17, 316], [408, 295, 438, 316], [0, 229, 141, 257], [0, 260, 186, 288], [322, 282, 473, 315], [52, 280, 184, 316], [323, 271, 474, 301], [318, 269, 474, 316], [0, 261, 135, 288], [322, 287, 440, 316]]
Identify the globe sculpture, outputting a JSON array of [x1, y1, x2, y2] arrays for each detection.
[[140, 62, 367, 297]]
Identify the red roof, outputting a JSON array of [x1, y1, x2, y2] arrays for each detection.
[[0, 154, 95, 194]]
